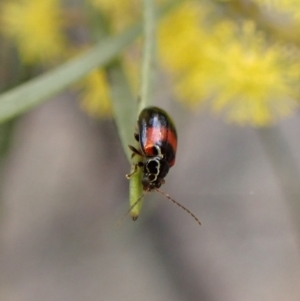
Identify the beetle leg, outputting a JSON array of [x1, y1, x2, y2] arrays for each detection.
[[128, 145, 143, 157], [126, 165, 137, 179], [134, 132, 139, 142], [126, 162, 144, 179]]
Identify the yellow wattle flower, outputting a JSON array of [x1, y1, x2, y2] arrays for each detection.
[[1, 0, 66, 64], [158, 2, 215, 105], [79, 70, 112, 119], [158, 2, 299, 126], [84, 0, 300, 125], [210, 22, 299, 126]]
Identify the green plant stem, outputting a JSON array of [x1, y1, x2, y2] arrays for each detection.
[[127, 0, 157, 220], [107, 61, 137, 162], [139, 0, 156, 111], [107, 60, 143, 220], [0, 24, 141, 124], [107, 61, 144, 219]]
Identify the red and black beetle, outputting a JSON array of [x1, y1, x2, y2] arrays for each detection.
[[127, 106, 177, 191], [126, 106, 201, 225]]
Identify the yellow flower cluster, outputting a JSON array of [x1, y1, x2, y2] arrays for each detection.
[[1, 0, 299, 125], [1, 0, 66, 64], [0, 0, 112, 118], [158, 2, 299, 125], [211, 27, 299, 125], [79, 70, 112, 118]]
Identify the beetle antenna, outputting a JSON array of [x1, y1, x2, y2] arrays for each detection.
[[116, 192, 147, 227], [155, 188, 201, 225]]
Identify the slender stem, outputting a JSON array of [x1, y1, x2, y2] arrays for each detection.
[[107, 60, 137, 162], [139, 0, 156, 111], [0, 24, 141, 124], [128, 0, 157, 219]]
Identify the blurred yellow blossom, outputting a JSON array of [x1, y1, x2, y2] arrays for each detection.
[[211, 22, 299, 125], [1, 0, 66, 64], [86, 0, 300, 125], [158, 2, 217, 105], [79, 70, 112, 118], [158, 2, 299, 126], [2, 0, 299, 125]]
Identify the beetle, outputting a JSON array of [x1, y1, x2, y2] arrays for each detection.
[[127, 106, 177, 191], [125, 106, 201, 225]]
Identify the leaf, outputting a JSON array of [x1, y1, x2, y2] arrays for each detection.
[[0, 24, 141, 124]]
